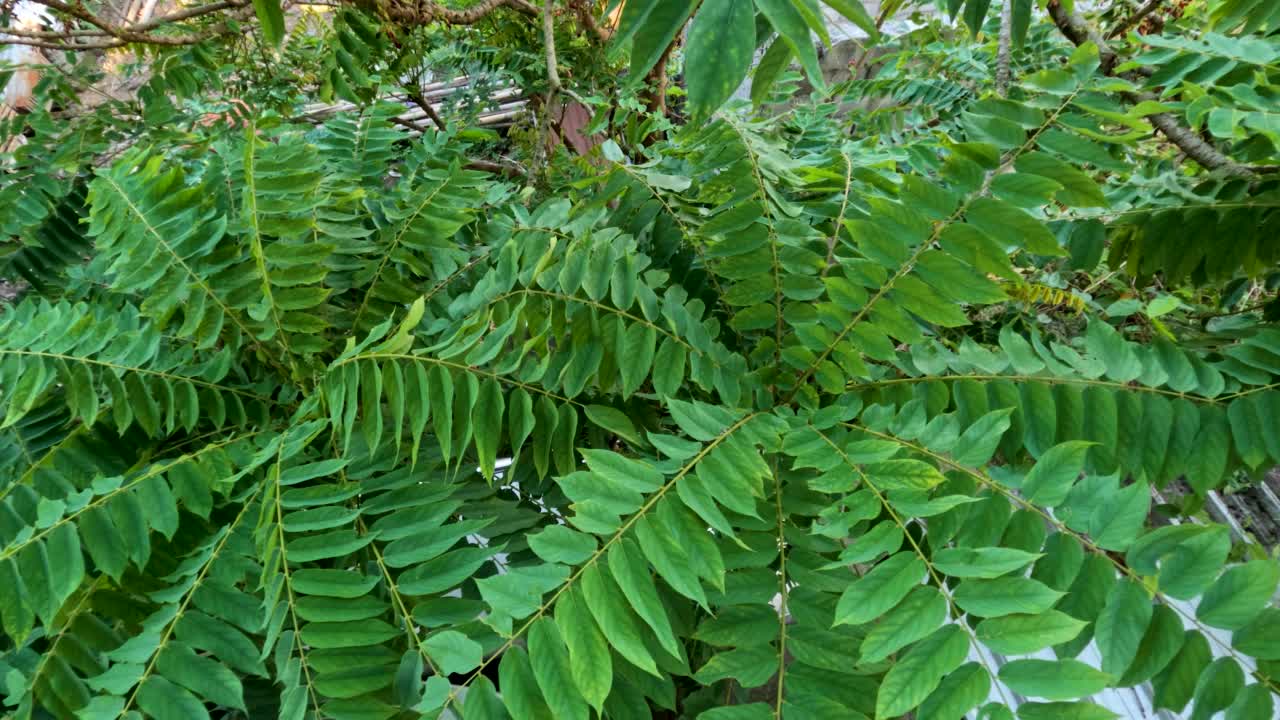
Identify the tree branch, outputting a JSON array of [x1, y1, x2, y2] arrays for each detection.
[[995, 0, 1013, 96], [542, 0, 561, 95], [1107, 0, 1163, 39], [1045, 0, 1119, 73], [566, 0, 610, 42], [3, 0, 250, 49], [405, 88, 447, 131], [4, 0, 536, 52], [1045, 0, 1254, 177], [370, 0, 538, 25]]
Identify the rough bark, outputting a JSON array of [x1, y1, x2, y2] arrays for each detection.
[[1045, 0, 1253, 177], [995, 0, 1013, 96], [1107, 0, 1164, 39]]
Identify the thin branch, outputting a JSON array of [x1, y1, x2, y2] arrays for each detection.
[[3, 0, 250, 49], [405, 87, 447, 131], [5, 0, 531, 52], [1045, 0, 1254, 177], [370, 0, 538, 25], [388, 115, 430, 133], [1046, 0, 1120, 73], [995, 0, 1013, 95], [1107, 0, 1163, 39], [465, 157, 527, 178], [566, 0, 610, 42], [541, 0, 561, 94]]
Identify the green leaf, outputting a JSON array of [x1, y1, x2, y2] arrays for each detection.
[[1191, 658, 1244, 720], [174, 612, 267, 677], [859, 586, 948, 663], [1017, 702, 1119, 720], [628, 0, 698, 83], [529, 525, 597, 565], [953, 408, 1014, 466], [952, 577, 1065, 617], [300, 619, 400, 648], [1196, 560, 1280, 629], [1225, 684, 1275, 720], [425, 630, 484, 675], [698, 705, 774, 720], [835, 521, 904, 565], [578, 566, 660, 676], [919, 662, 990, 720], [685, 0, 756, 120], [498, 647, 555, 720], [976, 610, 1088, 654], [693, 646, 779, 688], [931, 546, 1041, 578], [1154, 631, 1210, 712], [137, 676, 211, 720], [1021, 441, 1092, 507], [998, 659, 1114, 701], [156, 642, 246, 710], [864, 459, 947, 491], [1095, 580, 1152, 676], [1119, 605, 1186, 686], [584, 405, 643, 446], [751, 36, 794, 106], [1090, 481, 1150, 551], [527, 619, 589, 720], [754, 0, 824, 90], [1234, 608, 1280, 659], [875, 625, 970, 719], [834, 552, 927, 626], [554, 586, 612, 713], [473, 378, 505, 480], [821, 0, 878, 38], [464, 676, 510, 720], [606, 539, 683, 657], [963, 0, 992, 37]]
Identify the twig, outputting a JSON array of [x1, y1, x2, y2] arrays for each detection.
[[1107, 0, 1164, 39], [995, 0, 1013, 95], [542, 0, 561, 95], [2, 0, 251, 49], [465, 158, 527, 178], [387, 115, 429, 133], [533, 0, 561, 173], [566, 0, 609, 42], [405, 88, 447, 131], [367, 0, 538, 26], [1045, 0, 1254, 177]]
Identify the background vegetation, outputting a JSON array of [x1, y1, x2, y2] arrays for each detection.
[[2, 0, 1280, 718]]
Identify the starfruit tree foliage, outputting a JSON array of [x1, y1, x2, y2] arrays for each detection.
[[1, 40, 1279, 720]]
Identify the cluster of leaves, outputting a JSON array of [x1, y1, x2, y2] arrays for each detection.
[[3, 0, 1280, 719]]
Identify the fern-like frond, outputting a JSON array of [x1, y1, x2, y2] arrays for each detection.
[[0, 299, 272, 438]]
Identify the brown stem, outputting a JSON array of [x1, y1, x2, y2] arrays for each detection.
[[995, 0, 1013, 96], [465, 158, 527, 178], [405, 88, 447, 131], [644, 39, 675, 117], [5, 0, 250, 49], [370, 0, 538, 25], [567, 0, 610, 42], [1107, 0, 1164, 39], [1045, 0, 1253, 177], [542, 0, 561, 95]]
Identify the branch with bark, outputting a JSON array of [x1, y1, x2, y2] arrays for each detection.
[[1, 0, 252, 49], [368, 0, 538, 25], [995, 0, 1013, 96], [1107, 0, 1163, 39], [1, 0, 541, 51], [1045, 0, 1254, 177]]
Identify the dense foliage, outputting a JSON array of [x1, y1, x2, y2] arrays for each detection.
[[3, 0, 1280, 718]]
